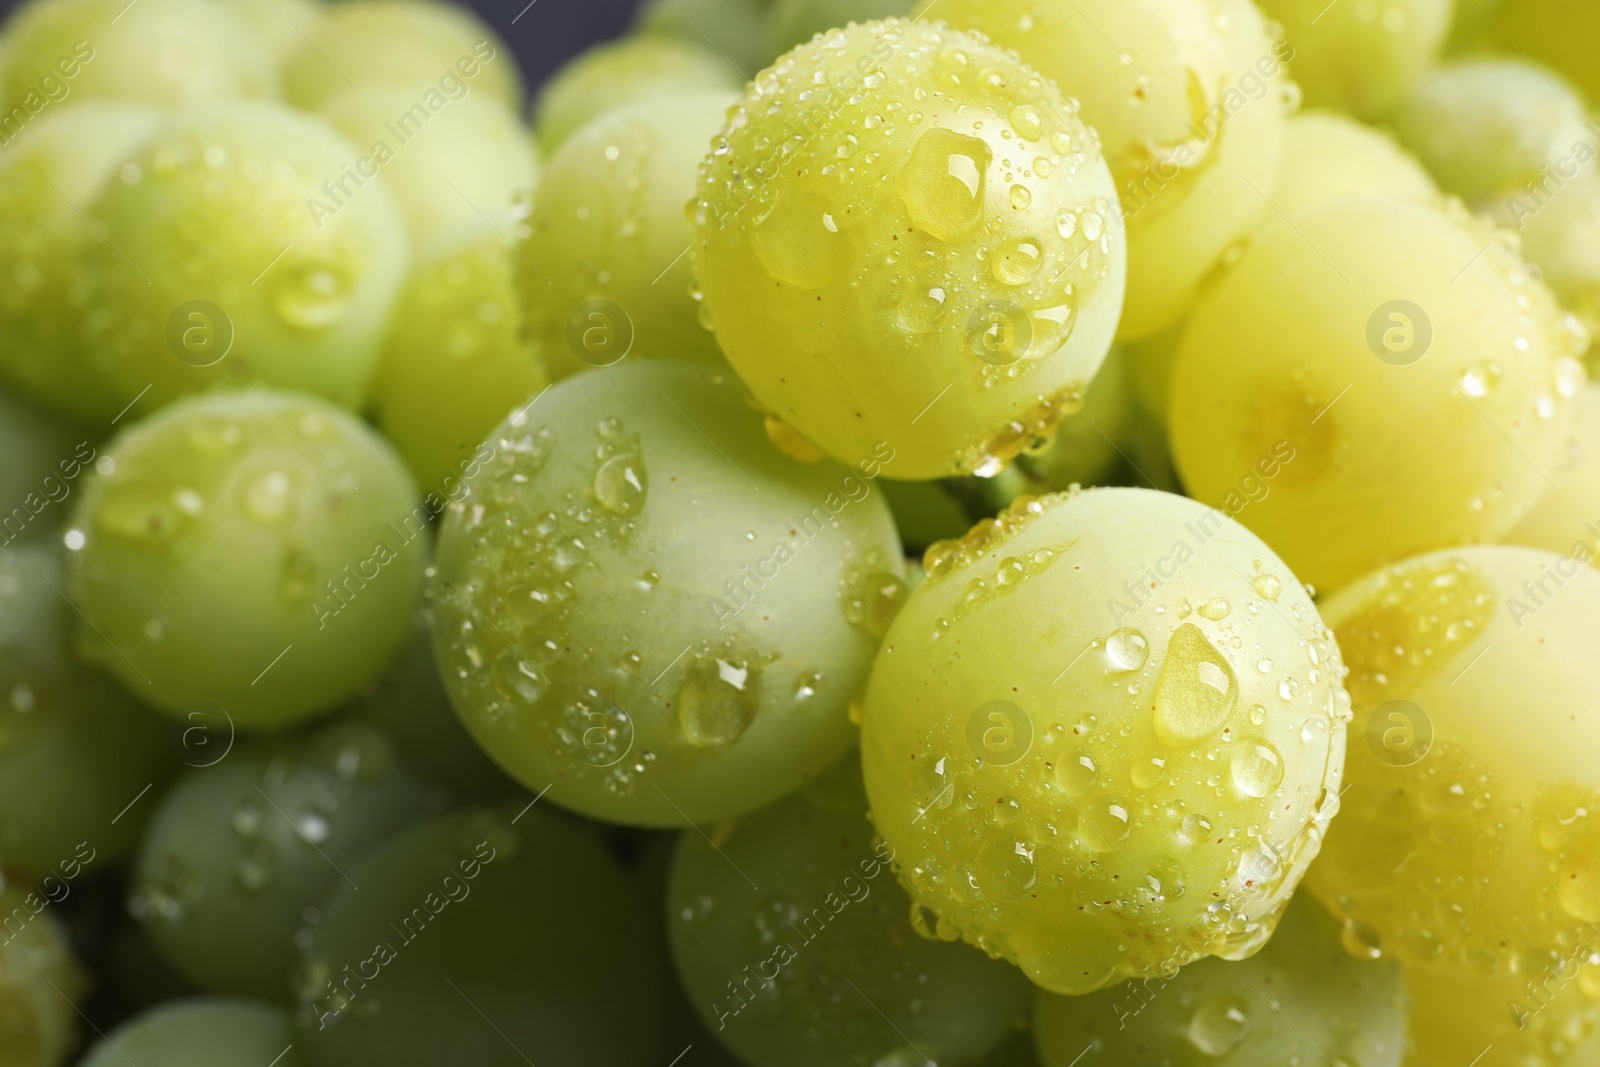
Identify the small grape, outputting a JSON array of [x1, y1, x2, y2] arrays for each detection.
[[218, 0, 326, 67], [692, 18, 1125, 478], [860, 487, 1346, 995], [1308, 546, 1600, 977], [0, 880, 87, 1067], [634, 0, 773, 78], [78, 999, 307, 1067], [1502, 177, 1600, 361], [534, 36, 742, 156], [1405, 961, 1600, 1067], [1256, 0, 1451, 117], [522, 91, 736, 379], [765, 0, 912, 57], [1274, 109, 1438, 217], [66, 388, 426, 728], [1509, 384, 1600, 558], [1168, 195, 1587, 591], [431, 360, 903, 825]]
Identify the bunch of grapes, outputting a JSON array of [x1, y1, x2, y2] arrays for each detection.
[[2, 0, 1600, 1064]]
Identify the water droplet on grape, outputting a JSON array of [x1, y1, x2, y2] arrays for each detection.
[[1154, 624, 1238, 747]]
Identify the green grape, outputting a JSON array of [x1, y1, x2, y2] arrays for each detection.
[[81, 101, 411, 420], [217, 0, 326, 67], [282, 0, 521, 112], [431, 360, 903, 825], [1034, 894, 1408, 1067], [318, 86, 538, 247], [765, 0, 912, 57], [1509, 385, 1600, 559], [1274, 109, 1438, 217], [0, 880, 87, 1067], [668, 752, 1032, 1067], [78, 999, 306, 1067], [924, 0, 1287, 341], [130, 720, 432, 1000], [0, 390, 89, 546], [0, 0, 277, 114], [66, 388, 427, 728], [692, 19, 1125, 479], [860, 487, 1346, 995], [1307, 545, 1600, 977], [294, 806, 663, 1066], [1019, 348, 1133, 490], [1447, 0, 1600, 108], [1405, 962, 1600, 1067], [522, 91, 735, 380], [0, 543, 172, 877], [534, 36, 742, 156], [1387, 59, 1598, 205], [880, 479, 972, 554], [372, 227, 547, 498], [1167, 195, 1588, 592], [1504, 178, 1600, 360], [1256, 0, 1451, 117], [0, 101, 161, 424], [634, 0, 773, 79]]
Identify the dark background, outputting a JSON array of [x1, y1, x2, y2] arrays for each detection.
[[464, 0, 645, 93]]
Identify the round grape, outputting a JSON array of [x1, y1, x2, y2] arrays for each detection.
[[219, 0, 326, 67], [1256, 0, 1451, 117], [1405, 961, 1600, 1067], [1275, 109, 1438, 217], [78, 999, 306, 1067], [1509, 385, 1600, 559], [1504, 177, 1600, 361], [634, 0, 773, 78], [0, 880, 87, 1067]]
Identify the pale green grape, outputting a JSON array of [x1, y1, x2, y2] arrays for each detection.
[[431, 360, 903, 826], [534, 36, 742, 156], [924, 0, 1286, 341], [1504, 177, 1600, 360], [0, 0, 277, 114], [1405, 962, 1600, 1067], [0, 881, 86, 1067], [1308, 546, 1600, 977], [131, 720, 432, 1000], [1508, 384, 1600, 559], [692, 19, 1125, 478], [1388, 59, 1597, 205], [0, 389, 88, 545], [1035, 894, 1407, 1067], [634, 0, 773, 79], [294, 806, 662, 1066], [66, 388, 427, 728], [1446, 0, 1600, 109], [0, 543, 173, 877], [668, 752, 1032, 1067], [0, 101, 160, 424], [1275, 109, 1438, 217], [318, 86, 538, 247], [1257, 0, 1451, 117], [217, 0, 325, 67], [860, 487, 1346, 995], [81, 101, 410, 420], [765, 0, 911, 56], [282, 0, 521, 112], [1019, 347, 1133, 490], [522, 91, 735, 379], [79, 999, 306, 1067], [1167, 195, 1587, 592]]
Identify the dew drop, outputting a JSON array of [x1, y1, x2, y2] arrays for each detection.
[[593, 453, 648, 515], [1104, 628, 1149, 672], [1153, 624, 1238, 747], [1187, 994, 1250, 1055], [1229, 740, 1284, 798], [895, 127, 992, 243]]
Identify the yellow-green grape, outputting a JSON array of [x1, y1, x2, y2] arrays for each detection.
[[1256, 0, 1451, 117], [0, 543, 172, 876], [66, 388, 427, 728], [0, 0, 277, 114], [79, 999, 306, 1067], [282, 0, 521, 112], [860, 487, 1347, 995], [522, 91, 736, 380], [1275, 109, 1438, 217], [765, 0, 912, 57], [130, 721, 431, 1000], [924, 0, 1286, 341], [0, 390, 88, 546], [1509, 384, 1600, 560], [634, 0, 773, 79], [1405, 961, 1600, 1067], [1388, 59, 1598, 207], [881, 479, 972, 554], [1167, 195, 1588, 592], [432, 361, 903, 825], [1019, 348, 1132, 490], [373, 228, 547, 498], [0, 101, 161, 424], [1448, 0, 1600, 108], [667, 754, 1032, 1067], [1308, 545, 1600, 977], [1035, 894, 1408, 1067], [294, 806, 663, 1066], [81, 102, 410, 420], [534, 36, 742, 156], [0, 880, 86, 1067], [217, 0, 325, 67], [1506, 178, 1600, 360], [692, 19, 1125, 479]]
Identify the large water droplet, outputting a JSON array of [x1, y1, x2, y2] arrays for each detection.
[[272, 257, 354, 329], [752, 188, 859, 288], [1104, 628, 1149, 672], [1078, 797, 1133, 852], [1229, 740, 1284, 798], [977, 837, 1037, 902], [1153, 624, 1238, 746], [677, 658, 758, 746], [240, 468, 296, 525], [991, 237, 1043, 285], [1188, 993, 1250, 1055], [896, 127, 992, 243], [593, 453, 647, 515], [1054, 750, 1097, 797]]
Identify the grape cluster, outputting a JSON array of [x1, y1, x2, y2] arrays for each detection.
[[0, 0, 1599, 1064]]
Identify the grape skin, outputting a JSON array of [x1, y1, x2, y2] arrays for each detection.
[[78, 999, 307, 1067], [1274, 109, 1438, 218], [1508, 385, 1600, 560], [1501, 178, 1600, 361], [1256, 0, 1452, 117], [860, 487, 1346, 995], [1405, 962, 1600, 1067]]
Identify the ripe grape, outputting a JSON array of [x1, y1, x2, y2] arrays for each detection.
[[282, 0, 521, 112], [1405, 961, 1600, 1067], [1034, 894, 1407, 1066], [1168, 195, 1588, 592], [130, 721, 431, 1000], [219, 0, 326, 67], [1504, 178, 1600, 359], [925, 0, 1286, 340], [1509, 385, 1600, 559], [521, 91, 736, 379], [1308, 545, 1600, 977], [81, 101, 411, 419], [859, 487, 1347, 995], [78, 999, 306, 1067], [692, 18, 1125, 478], [431, 360, 903, 825], [294, 806, 663, 1066], [1274, 110, 1438, 217], [66, 388, 427, 728], [534, 36, 742, 156], [634, 0, 773, 78], [0, 880, 86, 1067], [766, 0, 912, 57], [667, 752, 1032, 1067], [1256, 0, 1451, 116], [0, 101, 161, 424]]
